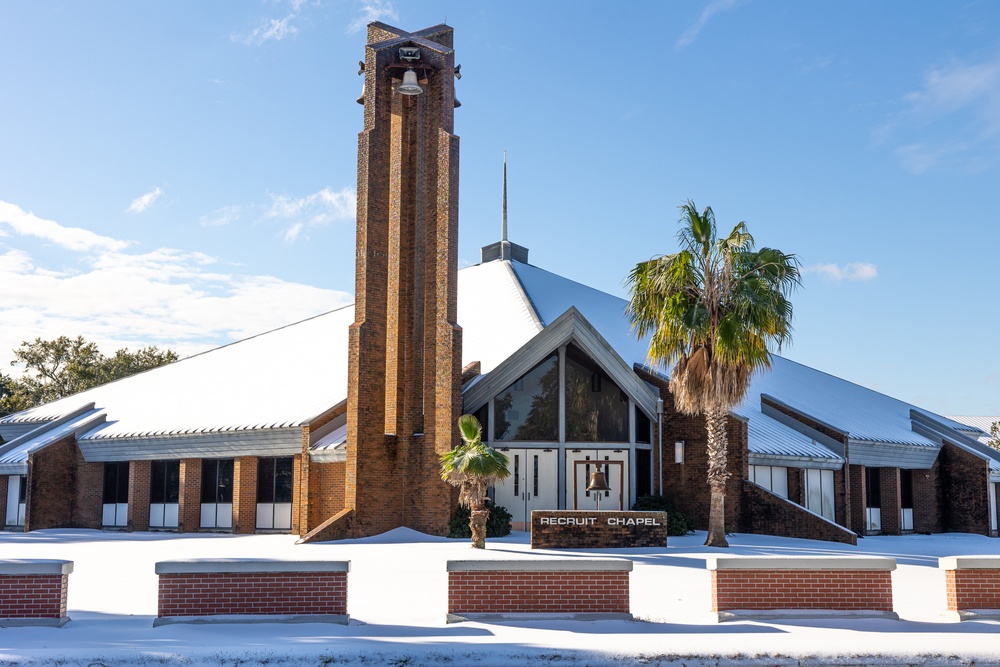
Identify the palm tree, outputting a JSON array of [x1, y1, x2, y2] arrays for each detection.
[[440, 414, 511, 549], [626, 201, 800, 547]]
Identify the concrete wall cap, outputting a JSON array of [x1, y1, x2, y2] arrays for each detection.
[[939, 555, 1000, 570], [706, 556, 896, 571], [0, 560, 73, 576], [447, 559, 632, 572], [155, 559, 350, 575]]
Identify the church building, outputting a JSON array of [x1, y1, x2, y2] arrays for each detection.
[[1, 23, 998, 543]]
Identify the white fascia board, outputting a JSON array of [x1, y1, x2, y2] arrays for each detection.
[[463, 307, 660, 419], [77, 428, 303, 462], [309, 448, 346, 464], [0, 463, 28, 475], [748, 454, 843, 470]]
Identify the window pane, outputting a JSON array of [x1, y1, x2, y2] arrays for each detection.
[[473, 403, 490, 442], [17, 475, 27, 503], [103, 462, 125, 504], [635, 407, 651, 444], [900, 469, 913, 509], [821, 470, 835, 520], [201, 460, 218, 504], [865, 467, 881, 508], [257, 458, 275, 503], [565, 345, 628, 442], [165, 460, 180, 503], [274, 457, 293, 503], [772, 467, 788, 498], [636, 449, 651, 498], [151, 461, 166, 504], [494, 354, 558, 442], [217, 459, 234, 503]]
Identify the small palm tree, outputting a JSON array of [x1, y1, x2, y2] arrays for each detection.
[[440, 414, 511, 549], [626, 201, 800, 547]]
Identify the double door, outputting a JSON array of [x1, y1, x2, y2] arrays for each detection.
[[566, 449, 629, 511], [493, 448, 558, 530]]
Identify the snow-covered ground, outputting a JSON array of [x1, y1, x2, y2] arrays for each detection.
[[0, 527, 998, 666]]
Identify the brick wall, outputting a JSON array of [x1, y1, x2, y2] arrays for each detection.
[[739, 480, 857, 545], [26, 437, 101, 531], [711, 568, 893, 612], [0, 475, 7, 526], [178, 458, 202, 533], [635, 369, 747, 533], [940, 441, 991, 535], [530, 510, 668, 549], [157, 571, 348, 618], [128, 460, 151, 532], [0, 573, 69, 619], [232, 456, 258, 535], [879, 467, 902, 535], [848, 464, 866, 535], [297, 405, 346, 536], [448, 570, 629, 616], [945, 569, 1000, 611], [912, 460, 941, 533], [307, 462, 346, 533]]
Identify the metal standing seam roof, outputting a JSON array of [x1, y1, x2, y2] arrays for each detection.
[[742, 408, 844, 462], [947, 415, 999, 435], [0, 407, 106, 469]]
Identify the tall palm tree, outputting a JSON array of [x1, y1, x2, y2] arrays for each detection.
[[626, 201, 800, 547], [440, 414, 511, 549]]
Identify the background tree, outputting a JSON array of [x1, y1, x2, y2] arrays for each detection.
[[440, 414, 510, 549], [1, 336, 178, 417], [988, 421, 1000, 453], [626, 201, 800, 547]]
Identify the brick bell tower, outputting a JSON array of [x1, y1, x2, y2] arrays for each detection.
[[344, 23, 462, 537]]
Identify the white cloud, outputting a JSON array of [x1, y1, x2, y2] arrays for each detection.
[[880, 55, 1000, 172], [0, 225, 353, 372], [675, 0, 744, 50], [200, 205, 243, 227], [264, 186, 356, 242], [126, 187, 164, 214], [347, 0, 398, 34], [0, 201, 131, 252], [238, 15, 299, 46], [802, 262, 878, 282]]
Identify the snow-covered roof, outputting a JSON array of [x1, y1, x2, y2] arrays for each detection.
[[0, 405, 106, 474], [947, 415, 998, 436], [0, 257, 974, 471], [1, 307, 355, 440]]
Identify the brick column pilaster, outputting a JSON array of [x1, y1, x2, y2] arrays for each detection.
[[879, 467, 902, 535], [0, 475, 7, 526], [232, 456, 258, 534], [178, 458, 202, 533], [848, 464, 866, 534], [127, 460, 151, 532]]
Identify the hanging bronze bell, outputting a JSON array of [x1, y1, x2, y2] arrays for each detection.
[[586, 470, 612, 493]]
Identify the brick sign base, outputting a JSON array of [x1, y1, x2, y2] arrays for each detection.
[[530, 510, 668, 549]]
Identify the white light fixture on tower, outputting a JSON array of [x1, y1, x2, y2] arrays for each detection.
[[675, 440, 685, 464]]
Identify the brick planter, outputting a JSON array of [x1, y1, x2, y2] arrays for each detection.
[[707, 556, 897, 622], [940, 556, 1000, 621], [0, 560, 73, 627], [447, 559, 632, 623], [154, 559, 350, 626]]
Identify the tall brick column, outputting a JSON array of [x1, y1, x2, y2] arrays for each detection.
[[178, 458, 202, 533], [232, 456, 258, 535], [341, 22, 462, 538], [127, 460, 151, 532], [848, 464, 867, 535], [0, 475, 7, 527], [879, 467, 902, 535]]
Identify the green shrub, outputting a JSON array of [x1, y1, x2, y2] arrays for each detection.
[[448, 501, 512, 539], [630, 495, 691, 536]]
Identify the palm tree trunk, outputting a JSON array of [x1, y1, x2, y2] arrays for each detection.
[[469, 507, 489, 549], [704, 406, 731, 547]]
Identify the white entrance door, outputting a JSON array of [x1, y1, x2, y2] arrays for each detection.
[[565, 449, 630, 511], [493, 448, 558, 530]]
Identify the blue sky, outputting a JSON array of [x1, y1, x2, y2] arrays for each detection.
[[1, 1, 998, 416]]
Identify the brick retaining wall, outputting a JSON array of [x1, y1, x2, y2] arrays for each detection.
[[447, 559, 632, 622], [0, 560, 73, 627], [154, 559, 350, 625], [707, 556, 896, 621], [940, 556, 1000, 621]]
